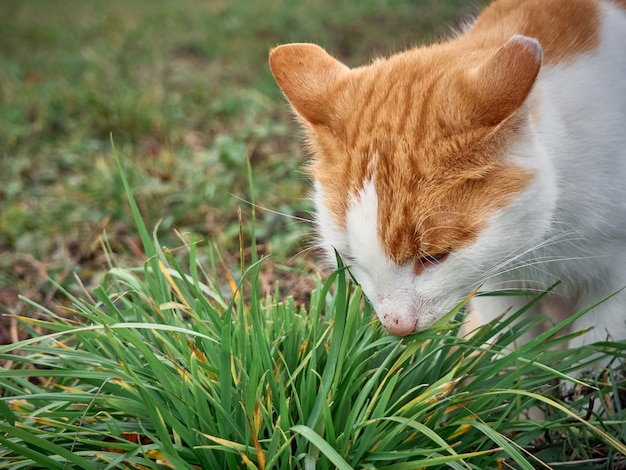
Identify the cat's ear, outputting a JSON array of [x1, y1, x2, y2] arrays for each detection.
[[269, 43, 349, 125], [466, 35, 542, 127]]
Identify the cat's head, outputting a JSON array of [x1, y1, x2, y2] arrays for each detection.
[[270, 36, 550, 335]]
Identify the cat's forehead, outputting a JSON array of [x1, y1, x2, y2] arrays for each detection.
[[331, 52, 495, 166], [339, 54, 457, 138], [310, 105, 533, 264]]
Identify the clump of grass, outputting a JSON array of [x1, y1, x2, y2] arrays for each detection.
[[0, 157, 625, 469]]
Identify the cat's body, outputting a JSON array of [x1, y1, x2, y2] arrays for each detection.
[[270, 0, 626, 348]]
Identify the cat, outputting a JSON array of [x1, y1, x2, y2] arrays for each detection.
[[269, 0, 626, 352]]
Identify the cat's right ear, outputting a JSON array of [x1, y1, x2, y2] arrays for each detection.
[[269, 44, 349, 126]]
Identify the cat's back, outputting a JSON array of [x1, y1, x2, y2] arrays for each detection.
[[465, 0, 625, 64], [466, 0, 626, 56], [467, 0, 599, 63]]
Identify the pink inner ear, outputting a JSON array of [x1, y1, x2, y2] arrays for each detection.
[[269, 43, 349, 125]]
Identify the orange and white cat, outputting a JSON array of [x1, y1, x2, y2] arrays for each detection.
[[269, 0, 626, 349]]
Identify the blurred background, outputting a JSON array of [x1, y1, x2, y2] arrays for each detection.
[[0, 0, 472, 338]]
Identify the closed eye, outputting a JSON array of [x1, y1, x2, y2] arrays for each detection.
[[413, 253, 448, 276]]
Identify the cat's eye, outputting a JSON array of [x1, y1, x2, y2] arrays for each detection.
[[413, 253, 448, 276]]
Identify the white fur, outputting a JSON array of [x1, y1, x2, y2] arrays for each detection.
[[314, 1, 626, 348]]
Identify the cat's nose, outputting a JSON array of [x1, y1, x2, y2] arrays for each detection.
[[380, 313, 416, 336]]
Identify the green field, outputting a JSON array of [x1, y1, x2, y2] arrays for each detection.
[[0, 0, 471, 313], [1, 1, 625, 468]]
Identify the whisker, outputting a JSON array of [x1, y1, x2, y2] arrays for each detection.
[[230, 194, 313, 223], [466, 227, 607, 291], [287, 245, 322, 264]]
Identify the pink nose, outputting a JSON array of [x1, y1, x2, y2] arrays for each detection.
[[380, 314, 416, 336]]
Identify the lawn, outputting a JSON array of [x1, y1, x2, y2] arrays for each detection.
[[1, 0, 625, 468]]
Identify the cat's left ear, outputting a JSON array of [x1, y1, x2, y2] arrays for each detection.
[[269, 43, 349, 125], [465, 35, 542, 127]]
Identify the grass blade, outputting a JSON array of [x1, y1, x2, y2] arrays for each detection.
[[291, 425, 353, 470]]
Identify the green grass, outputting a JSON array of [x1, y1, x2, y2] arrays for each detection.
[[0, 161, 625, 468]]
